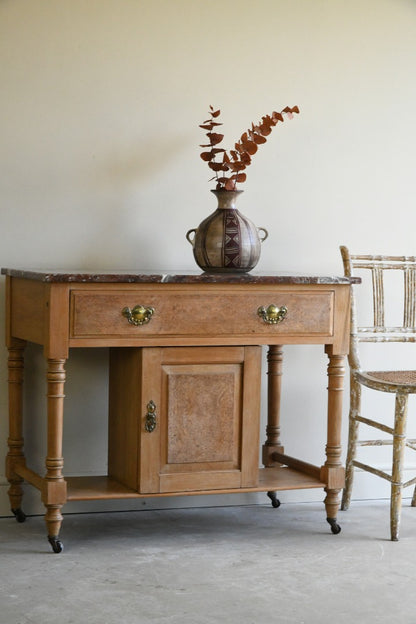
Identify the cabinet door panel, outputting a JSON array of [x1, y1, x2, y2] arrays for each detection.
[[163, 364, 241, 466], [157, 362, 243, 492]]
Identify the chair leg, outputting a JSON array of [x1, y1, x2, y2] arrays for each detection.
[[341, 376, 361, 511], [391, 483, 403, 542], [390, 392, 408, 541], [411, 486, 416, 508]]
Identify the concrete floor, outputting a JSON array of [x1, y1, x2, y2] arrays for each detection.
[[0, 499, 415, 624]]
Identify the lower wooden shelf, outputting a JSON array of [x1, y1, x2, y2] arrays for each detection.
[[66, 467, 325, 501]]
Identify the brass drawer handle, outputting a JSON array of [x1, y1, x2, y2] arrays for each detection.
[[145, 400, 157, 433], [257, 304, 288, 325], [122, 305, 154, 326]]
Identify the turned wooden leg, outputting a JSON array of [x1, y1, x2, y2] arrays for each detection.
[[262, 345, 284, 508], [341, 373, 361, 511], [322, 348, 345, 534], [6, 345, 27, 521], [42, 358, 67, 553], [390, 392, 408, 541], [262, 345, 284, 466]]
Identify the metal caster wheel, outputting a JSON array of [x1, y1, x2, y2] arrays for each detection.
[[327, 517, 341, 535], [48, 536, 64, 553], [267, 491, 281, 509], [11, 508, 26, 523]]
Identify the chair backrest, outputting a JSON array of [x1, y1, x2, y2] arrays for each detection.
[[340, 246, 416, 370]]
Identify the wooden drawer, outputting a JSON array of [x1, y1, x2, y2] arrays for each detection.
[[70, 288, 334, 338]]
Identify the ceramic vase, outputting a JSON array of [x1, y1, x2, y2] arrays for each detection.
[[186, 190, 268, 273]]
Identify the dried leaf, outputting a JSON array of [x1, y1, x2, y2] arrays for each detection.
[[251, 133, 267, 144], [240, 152, 251, 165], [234, 173, 247, 183], [259, 124, 272, 136], [241, 140, 257, 155], [272, 112, 284, 123], [200, 122, 222, 129], [283, 105, 299, 114], [224, 178, 237, 190], [229, 161, 245, 172], [209, 162, 224, 172], [207, 132, 224, 145], [200, 151, 213, 161]]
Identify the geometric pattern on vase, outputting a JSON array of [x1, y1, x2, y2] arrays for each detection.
[[223, 210, 242, 268]]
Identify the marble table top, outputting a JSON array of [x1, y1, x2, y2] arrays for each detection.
[[1, 268, 360, 285]]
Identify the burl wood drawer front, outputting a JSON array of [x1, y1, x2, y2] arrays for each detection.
[[70, 289, 334, 338]]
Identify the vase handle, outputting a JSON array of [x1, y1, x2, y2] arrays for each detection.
[[258, 227, 268, 243], [186, 229, 196, 246]]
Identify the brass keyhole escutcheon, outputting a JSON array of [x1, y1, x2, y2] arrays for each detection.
[[257, 304, 288, 325], [145, 400, 157, 433], [122, 305, 154, 326]]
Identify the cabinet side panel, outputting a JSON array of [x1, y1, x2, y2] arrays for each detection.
[[108, 348, 141, 490], [9, 278, 45, 345], [241, 346, 262, 487], [332, 285, 351, 355]]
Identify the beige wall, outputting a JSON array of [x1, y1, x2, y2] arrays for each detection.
[[1, 0, 416, 515]]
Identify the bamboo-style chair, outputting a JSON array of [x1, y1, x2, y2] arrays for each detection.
[[340, 246, 416, 540]]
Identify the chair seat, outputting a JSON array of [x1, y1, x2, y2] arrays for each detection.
[[355, 369, 416, 393]]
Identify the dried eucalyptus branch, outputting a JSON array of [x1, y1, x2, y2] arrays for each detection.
[[199, 105, 299, 191]]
